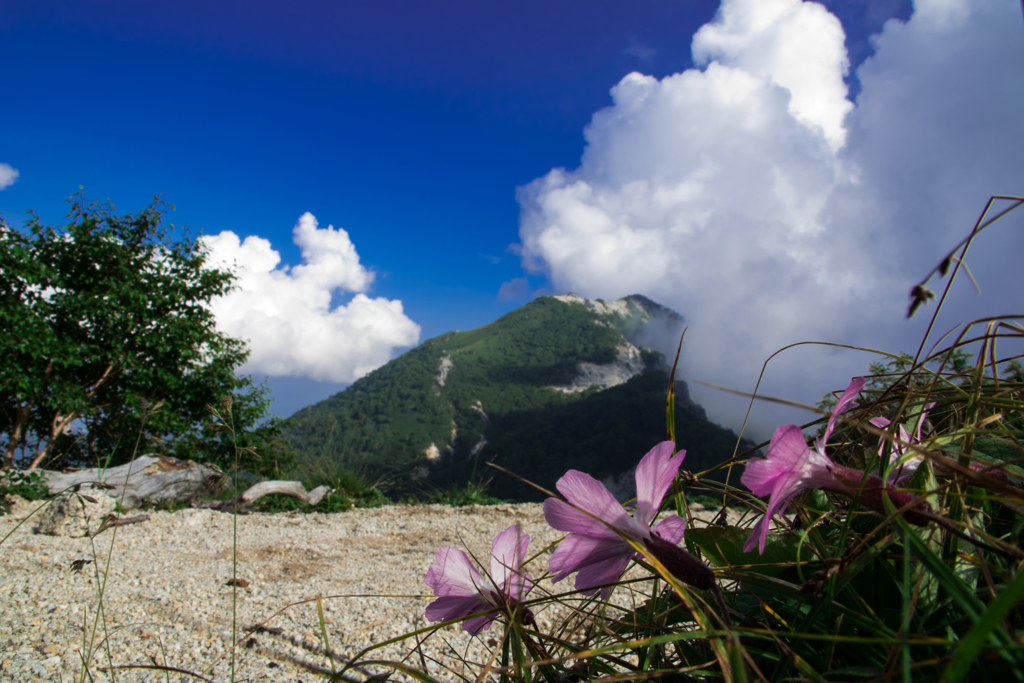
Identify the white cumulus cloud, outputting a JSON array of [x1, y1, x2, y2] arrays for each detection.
[[691, 0, 852, 149], [0, 163, 19, 190], [202, 212, 421, 383], [517, 0, 1024, 434]]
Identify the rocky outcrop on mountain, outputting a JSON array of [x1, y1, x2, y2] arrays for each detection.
[[436, 356, 453, 386], [552, 293, 684, 336], [468, 434, 488, 459], [549, 342, 647, 393], [553, 292, 634, 316]]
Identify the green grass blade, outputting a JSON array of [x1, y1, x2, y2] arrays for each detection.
[[727, 635, 749, 683], [316, 596, 337, 676], [791, 653, 830, 683], [894, 517, 984, 622], [942, 567, 1024, 683], [510, 621, 531, 683], [666, 328, 686, 444]]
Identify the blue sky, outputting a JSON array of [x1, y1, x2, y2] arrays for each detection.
[[2, 0, 1022, 439]]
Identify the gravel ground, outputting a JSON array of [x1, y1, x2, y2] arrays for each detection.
[[0, 496, 740, 683]]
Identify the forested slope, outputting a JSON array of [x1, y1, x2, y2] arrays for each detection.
[[285, 295, 750, 500]]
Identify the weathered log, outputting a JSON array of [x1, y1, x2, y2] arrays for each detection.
[[240, 480, 332, 506], [14, 456, 333, 512], [104, 513, 151, 529], [82, 512, 154, 537], [192, 480, 334, 512], [31, 455, 225, 509]]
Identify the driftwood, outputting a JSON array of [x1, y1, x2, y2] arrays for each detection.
[[35, 455, 225, 508], [106, 513, 151, 528], [26, 456, 333, 512], [91, 513, 152, 537], [192, 480, 333, 512]]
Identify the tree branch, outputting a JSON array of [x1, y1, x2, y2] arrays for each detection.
[[26, 364, 117, 471]]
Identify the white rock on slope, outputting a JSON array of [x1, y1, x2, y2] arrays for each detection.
[[548, 342, 647, 394], [436, 355, 453, 386]]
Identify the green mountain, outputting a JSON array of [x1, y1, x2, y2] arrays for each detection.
[[284, 294, 750, 501]]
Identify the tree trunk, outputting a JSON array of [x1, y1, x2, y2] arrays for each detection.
[[27, 410, 80, 471], [26, 364, 116, 471], [2, 403, 31, 470]]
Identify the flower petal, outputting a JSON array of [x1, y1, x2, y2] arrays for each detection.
[[575, 549, 636, 599], [740, 382, 869, 557], [634, 442, 684, 526], [651, 515, 687, 545], [462, 613, 499, 635], [896, 424, 912, 452], [890, 423, 923, 477], [869, 416, 891, 429], [543, 497, 620, 539], [504, 572, 533, 604], [548, 531, 632, 585], [872, 402, 932, 481], [425, 594, 492, 626], [743, 470, 806, 555], [913, 403, 935, 441], [548, 471, 634, 536], [741, 425, 809, 496], [742, 512, 773, 554], [490, 523, 531, 601], [764, 468, 808, 523], [824, 377, 866, 441], [425, 546, 493, 597], [741, 456, 782, 497]]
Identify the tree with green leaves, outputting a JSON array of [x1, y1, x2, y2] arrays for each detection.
[[0, 192, 293, 476]]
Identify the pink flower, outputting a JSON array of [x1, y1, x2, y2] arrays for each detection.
[[544, 441, 713, 599], [873, 405, 1010, 485], [741, 426, 841, 555], [741, 378, 867, 554], [868, 402, 934, 481], [742, 377, 931, 554], [424, 523, 533, 634]]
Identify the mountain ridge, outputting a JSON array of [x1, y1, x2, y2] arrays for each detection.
[[284, 294, 745, 500]]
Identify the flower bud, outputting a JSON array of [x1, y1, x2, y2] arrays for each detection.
[[643, 532, 716, 591], [829, 464, 931, 526]]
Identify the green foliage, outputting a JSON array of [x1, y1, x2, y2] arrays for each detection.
[[686, 492, 724, 510], [286, 295, 748, 500], [251, 462, 390, 513], [407, 477, 510, 506], [0, 192, 293, 476], [470, 369, 749, 501], [249, 491, 354, 514], [0, 470, 50, 514]]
